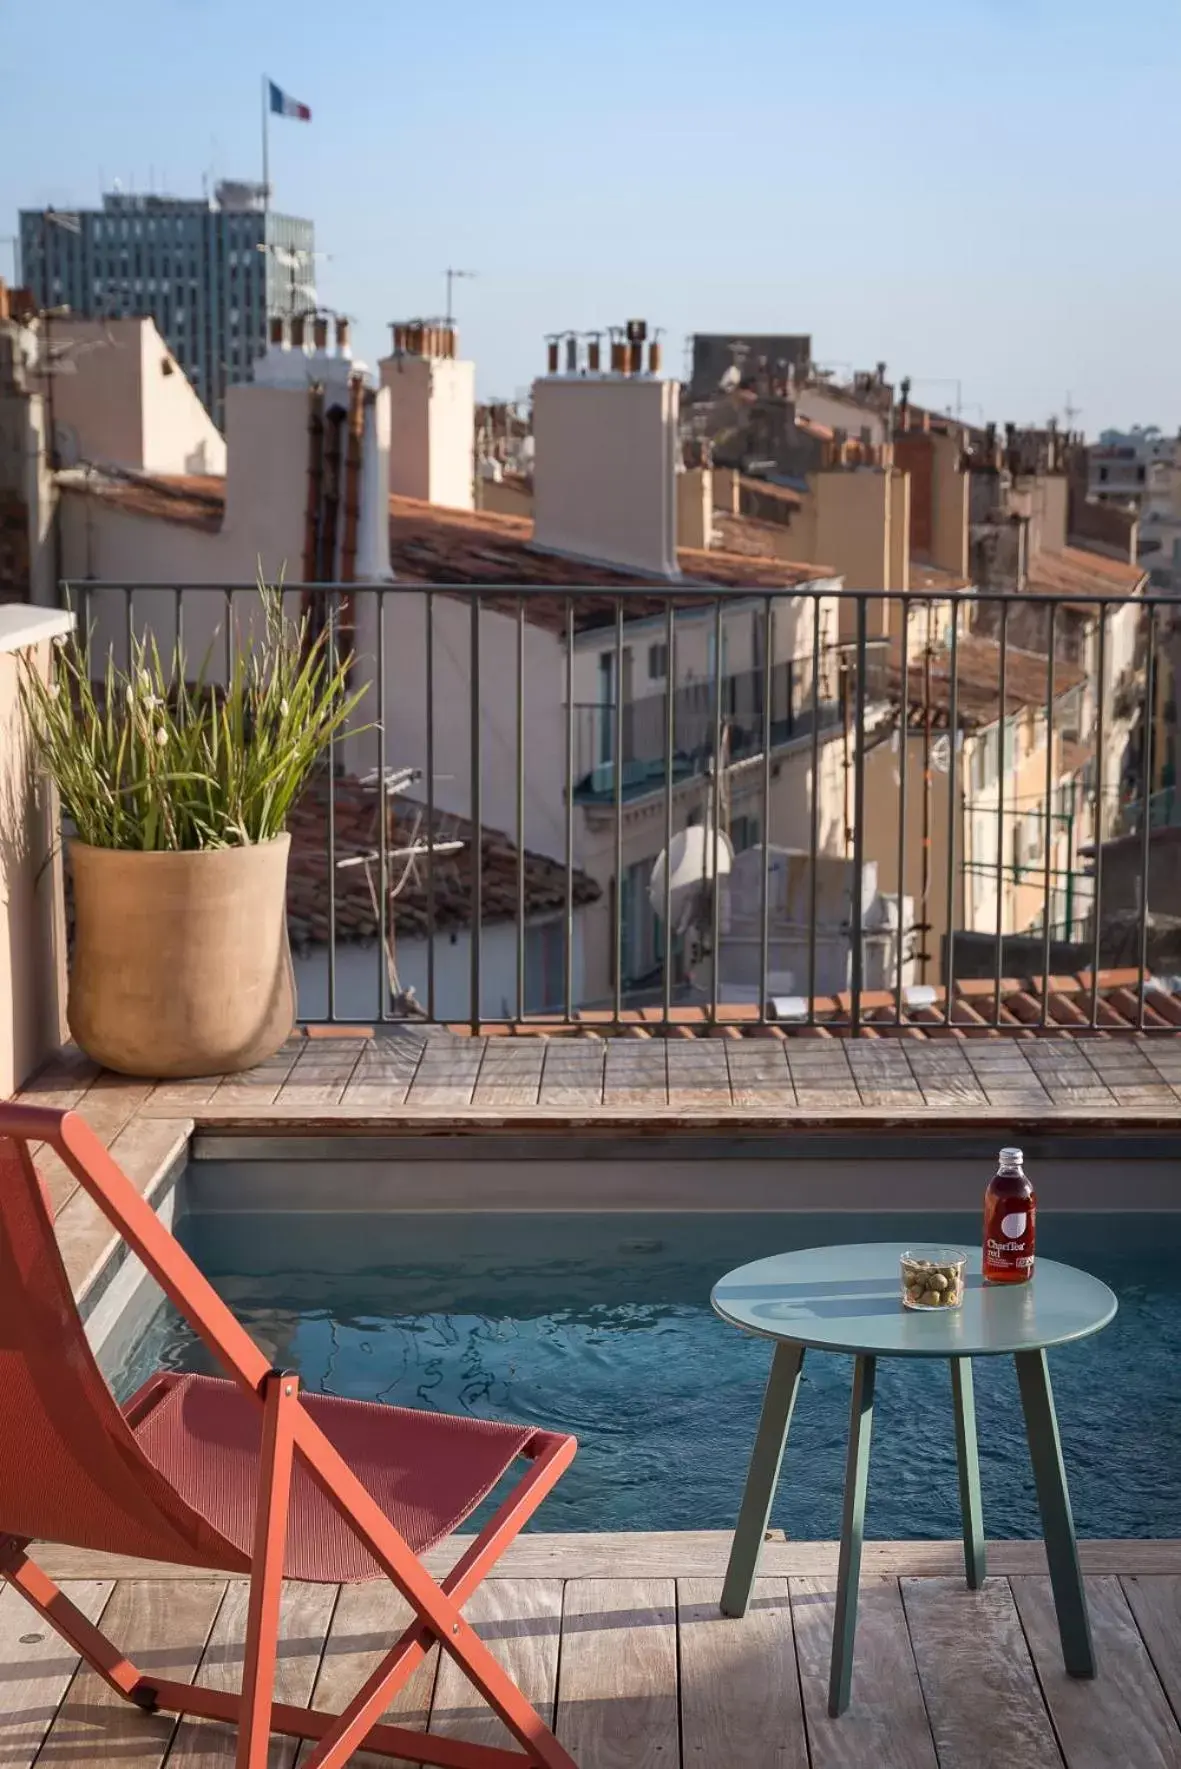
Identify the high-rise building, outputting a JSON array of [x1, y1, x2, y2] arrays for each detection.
[[19, 182, 315, 430]]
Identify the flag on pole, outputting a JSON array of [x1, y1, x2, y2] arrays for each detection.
[[269, 81, 311, 121]]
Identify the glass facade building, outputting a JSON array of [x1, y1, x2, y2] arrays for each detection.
[[19, 183, 315, 431]]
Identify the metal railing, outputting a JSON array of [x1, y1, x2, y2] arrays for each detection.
[[60, 578, 1179, 1033]]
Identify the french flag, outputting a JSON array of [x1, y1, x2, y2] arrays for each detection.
[[269, 80, 311, 121]]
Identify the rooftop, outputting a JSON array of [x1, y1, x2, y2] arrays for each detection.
[[286, 772, 600, 949], [1026, 546, 1147, 604], [887, 631, 1086, 730]]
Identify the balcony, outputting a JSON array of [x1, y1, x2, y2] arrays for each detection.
[[4, 596, 1181, 1769]]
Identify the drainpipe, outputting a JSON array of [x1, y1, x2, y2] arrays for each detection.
[[302, 386, 325, 594]]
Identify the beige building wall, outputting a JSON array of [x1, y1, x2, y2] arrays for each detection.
[[930, 429, 969, 577], [861, 734, 962, 986], [0, 606, 72, 1095], [533, 375, 679, 577], [677, 466, 712, 550], [889, 469, 910, 593], [46, 318, 225, 476], [476, 476, 533, 519], [713, 466, 741, 515]]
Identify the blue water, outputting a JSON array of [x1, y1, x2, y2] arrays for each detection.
[[118, 1210, 1181, 1539]]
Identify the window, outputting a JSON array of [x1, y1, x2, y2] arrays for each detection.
[[1099, 467, 1108, 483], [731, 814, 760, 853], [620, 859, 657, 986], [1137, 466, 1146, 484], [648, 642, 668, 681]]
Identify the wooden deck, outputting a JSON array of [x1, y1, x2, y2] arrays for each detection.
[[10, 1536, 1181, 1768]]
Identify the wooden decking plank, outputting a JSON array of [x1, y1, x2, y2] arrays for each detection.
[[0, 1578, 113, 1769], [1123, 1577, 1181, 1726], [275, 1045, 367, 1106], [554, 1578, 678, 1769], [677, 1576, 807, 1768], [55, 1115, 190, 1299], [309, 1579, 439, 1768], [1011, 1574, 1181, 1769], [165, 1580, 336, 1768], [900, 1576, 1062, 1769], [791, 1574, 937, 1769], [472, 1044, 546, 1107], [602, 1045, 669, 1108], [207, 1047, 303, 1107], [538, 1041, 605, 1106], [427, 1579, 561, 1753], [36, 1579, 224, 1768]]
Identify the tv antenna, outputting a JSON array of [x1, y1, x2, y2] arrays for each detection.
[[444, 267, 477, 326]]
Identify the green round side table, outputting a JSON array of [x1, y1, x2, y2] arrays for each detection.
[[712, 1242, 1117, 1718]]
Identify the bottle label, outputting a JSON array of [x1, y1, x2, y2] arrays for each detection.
[[985, 1203, 1036, 1274]]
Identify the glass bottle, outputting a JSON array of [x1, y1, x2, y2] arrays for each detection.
[[983, 1145, 1036, 1284]]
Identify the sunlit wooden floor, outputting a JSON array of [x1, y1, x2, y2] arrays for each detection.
[[8, 1534, 1181, 1768]]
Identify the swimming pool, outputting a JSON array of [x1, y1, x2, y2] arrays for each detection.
[[114, 1207, 1181, 1541]]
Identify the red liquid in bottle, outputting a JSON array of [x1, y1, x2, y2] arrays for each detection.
[[983, 1145, 1036, 1284]]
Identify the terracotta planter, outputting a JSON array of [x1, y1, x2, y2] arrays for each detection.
[[67, 836, 295, 1078]]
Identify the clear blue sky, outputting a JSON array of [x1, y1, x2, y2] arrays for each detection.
[[4, 0, 1177, 437]]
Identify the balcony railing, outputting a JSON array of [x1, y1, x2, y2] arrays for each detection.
[[61, 578, 1177, 1034]]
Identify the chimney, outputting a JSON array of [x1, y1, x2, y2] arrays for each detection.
[[335, 315, 351, 356], [586, 332, 602, 373], [532, 319, 678, 576], [268, 314, 287, 348], [546, 335, 560, 375], [289, 313, 307, 350], [564, 332, 579, 375], [312, 315, 329, 353], [381, 320, 475, 510]]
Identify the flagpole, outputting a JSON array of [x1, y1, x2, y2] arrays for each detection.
[[261, 75, 270, 213]]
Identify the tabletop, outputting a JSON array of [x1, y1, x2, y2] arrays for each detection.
[[711, 1241, 1118, 1358]]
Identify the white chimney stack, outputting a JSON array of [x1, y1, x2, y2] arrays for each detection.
[[532, 319, 679, 577], [380, 320, 475, 511]]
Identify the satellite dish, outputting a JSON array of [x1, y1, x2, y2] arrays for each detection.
[[649, 825, 733, 920], [931, 733, 952, 773]]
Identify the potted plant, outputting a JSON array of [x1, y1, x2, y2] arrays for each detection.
[[21, 585, 366, 1078]]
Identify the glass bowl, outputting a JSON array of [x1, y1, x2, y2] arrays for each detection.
[[901, 1246, 966, 1311]]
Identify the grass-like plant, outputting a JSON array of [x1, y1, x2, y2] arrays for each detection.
[[21, 584, 368, 852]]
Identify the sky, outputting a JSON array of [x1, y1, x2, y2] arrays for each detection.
[[3, 0, 1178, 438]]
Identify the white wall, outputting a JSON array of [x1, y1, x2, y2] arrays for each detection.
[[533, 374, 679, 577], [48, 318, 226, 477], [382, 354, 475, 511], [294, 913, 586, 1023]]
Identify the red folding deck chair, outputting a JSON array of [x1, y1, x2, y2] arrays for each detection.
[[0, 1103, 579, 1769]]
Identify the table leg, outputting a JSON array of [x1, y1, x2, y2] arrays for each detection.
[[828, 1354, 876, 1718], [720, 1341, 805, 1619], [1015, 1348, 1095, 1679], [950, 1357, 986, 1590]]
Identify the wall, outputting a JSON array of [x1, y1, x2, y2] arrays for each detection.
[[294, 914, 586, 1023], [0, 329, 57, 606], [0, 606, 72, 1095], [383, 354, 475, 511], [861, 732, 962, 986], [676, 466, 712, 549], [45, 318, 226, 477], [477, 476, 533, 518], [929, 429, 969, 577], [795, 386, 887, 448], [889, 469, 910, 594], [533, 375, 678, 577]]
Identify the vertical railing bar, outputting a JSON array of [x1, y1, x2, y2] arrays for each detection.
[[662, 603, 675, 1027], [759, 597, 774, 1023], [1090, 604, 1106, 1029], [516, 597, 526, 1025], [326, 589, 338, 1023], [376, 592, 389, 1023], [993, 601, 1009, 1030], [223, 586, 232, 684], [613, 600, 624, 1025], [470, 595, 482, 1034], [125, 586, 134, 673], [1039, 603, 1056, 1028], [896, 601, 909, 1026], [564, 599, 575, 1023], [174, 586, 183, 660], [1137, 605, 1156, 1029], [710, 597, 723, 1026], [807, 596, 821, 1022], [850, 597, 868, 1035], [426, 590, 436, 1023], [944, 599, 960, 1026]]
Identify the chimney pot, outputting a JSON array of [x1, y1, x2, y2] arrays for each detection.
[[546, 336, 560, 375], [565, 332, 579, 375], [290, 312, 307, 349], [269, 314, 286, 348], [648, 339, 662, 375], [587, 334, 602, 373], [335, 315, 351, 352], [312, 315, 329, 352]]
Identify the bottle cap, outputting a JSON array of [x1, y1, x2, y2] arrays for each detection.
[[999, 1145, 1024, 1163]]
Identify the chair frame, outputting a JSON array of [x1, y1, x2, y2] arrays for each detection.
[[0, 1104, 579, 1769]]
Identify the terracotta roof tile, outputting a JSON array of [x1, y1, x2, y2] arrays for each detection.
[[887, 632, 1084, 730], [1026, 546, 1147, 604], [286, 772, 599, 950]]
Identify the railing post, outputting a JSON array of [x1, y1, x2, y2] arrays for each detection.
[[851, 598, 868, 1035]]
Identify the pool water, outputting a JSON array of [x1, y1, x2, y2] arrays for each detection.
[[117, 1210, 1181, 1540]]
